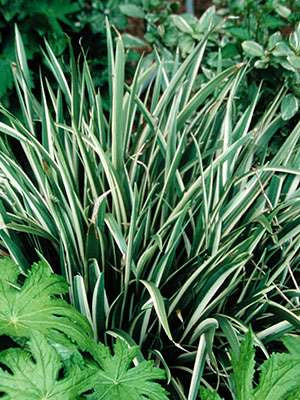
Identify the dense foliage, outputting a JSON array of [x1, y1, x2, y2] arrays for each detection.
[[0, 0, 143, 108], [0, 0, 79, 104], [0, 1, 300, 399], [1, 257, 300, 399], [124, 2, 300, 121], [0, 22, 300, 397]]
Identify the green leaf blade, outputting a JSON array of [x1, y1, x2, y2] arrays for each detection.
[[242, 41, 264, 57], [231, 331, 255, 400], [281, 94, 299, 121]]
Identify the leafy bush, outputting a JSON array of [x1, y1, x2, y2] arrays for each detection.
[[0, 26, 300, 398], [0, 257, 168, 399], [216, 0, 300, 119], [121, 4, 220, 56], [125, 2, 300, 122], [214, 0, 300, 30]]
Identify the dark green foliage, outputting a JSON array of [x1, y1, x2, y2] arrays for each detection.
[[0, 0, 81, 105], [0, 0, 142, 109]]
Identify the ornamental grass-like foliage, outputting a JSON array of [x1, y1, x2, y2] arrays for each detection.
[[0, 24, 299, 398]]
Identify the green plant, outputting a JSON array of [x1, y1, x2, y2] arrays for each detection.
[[120, 2, 300, 125], [0, 26, 300, 398], [200, 331, 300, 400], [0, 0, 143, 110], [75, 0, 146, 103], [0, 332, 93, 399], [241, 22, 300, 119], [87, 337, 168, 399], [0, 332, 168, 399], [213, 0, 300, 45], [121, 4, 220, 57], [0, 257, 92, 348], [212, 0, 300, 118], [0, 257, 168, 399], [0, 0, 81, 106]]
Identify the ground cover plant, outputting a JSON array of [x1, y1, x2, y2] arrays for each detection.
[[2, 256, 300, 399], [0, 257, 168, 399], [0, 22, 300, 398], [200, 331, 300, 399]]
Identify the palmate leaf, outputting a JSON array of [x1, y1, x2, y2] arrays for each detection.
[[0, 256, 19, 284], [199, 387, 223, 400], [216, 333, 300, 400], [0, 258, 93, 348], [0, 332, 92, 400], [253, 352, 300, 400], [87, 339, 169, 400]]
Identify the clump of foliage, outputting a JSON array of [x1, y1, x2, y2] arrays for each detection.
[[214, 0, 300, 32], [241, 22, 300, 120], [0, 26, 300, 398], [121, 4, 220, 56], [120, 0, 182, 48], [123, 1, 300, 121], [215, 0, 300, 119], [200, 331, 300, 400], [0, 257, 168, 399]]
